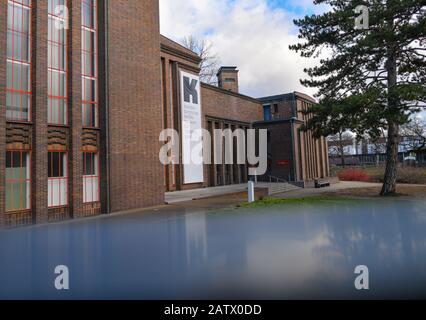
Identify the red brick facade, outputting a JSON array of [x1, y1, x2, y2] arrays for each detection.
[[160, 36, 264, 191], [0, 0, 6, 228], [1, 0, 164, 228], [106, 0, 164, 212], [255, 93, 330, 183], [1, 1, 329, 228]]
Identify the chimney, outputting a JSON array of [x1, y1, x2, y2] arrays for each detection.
[[217, 66, 239, 93]]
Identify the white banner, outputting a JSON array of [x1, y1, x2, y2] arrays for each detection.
[[180, 70, 204, 184]]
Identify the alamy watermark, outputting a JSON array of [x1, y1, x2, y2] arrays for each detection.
[[354, 5, 370, 30], [159, 126, 268, 176], [54, 265, 70, 290], [354, 265, 370, 290], [52, 5, 69, 30]]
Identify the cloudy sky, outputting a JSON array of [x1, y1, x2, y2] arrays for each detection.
[[159, 0, 326, 99]]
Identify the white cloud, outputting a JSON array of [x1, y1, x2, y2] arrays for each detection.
[[159, 0, 320, 98]]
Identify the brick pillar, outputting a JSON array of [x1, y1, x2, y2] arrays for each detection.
[[98, 0, 109, 213], [0, 0, 7, 228], [228, 124, 233, 184], [33, 1, 49, 224], [220, 122, 226, 184], [237, 126, 243, 184], [172, 62, 183, 190], [69, 0, 83, 218]]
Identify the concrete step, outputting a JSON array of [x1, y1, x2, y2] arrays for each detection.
[[268, 183, 302, 196]]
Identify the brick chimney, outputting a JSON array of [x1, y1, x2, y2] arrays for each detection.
[[217, 66, 239, 93]]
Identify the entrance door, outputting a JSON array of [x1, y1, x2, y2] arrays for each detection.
[[263, 105, 271, 121]]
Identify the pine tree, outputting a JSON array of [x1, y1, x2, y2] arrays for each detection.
[[290, 0, 426, 195]]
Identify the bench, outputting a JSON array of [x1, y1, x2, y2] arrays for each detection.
[[315, 179, 331, 189]]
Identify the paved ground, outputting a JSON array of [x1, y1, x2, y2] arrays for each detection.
[[165, 184, 249, 204], [271, 181, 383, 199], [166, 181, 404, 205], [165, 183, 273, 204]]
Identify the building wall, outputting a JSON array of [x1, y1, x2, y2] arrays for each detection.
[[201, 84, 263, 123], [202, 84, 263, 187], [160, 36, 202, 191], [295, 97, 329, 180], [256, 121, 295, 180], [256, 93, 329, 182], [264, 99, 294, 120], [1, 0, 104, 227], [0, 0, 6, 227], [33, 0, 49, 224], [160, 38, 263, 191], [1, 0, 164, 227], [107, 0, 164, 212], [217, 67, 239, 93], [1, 1, 329, 228]]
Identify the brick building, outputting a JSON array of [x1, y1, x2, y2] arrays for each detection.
[[1, 0, 328, 228], [160, 38, 263, 191], [1, 0, 164, 227], [254, 93, 330, 183]]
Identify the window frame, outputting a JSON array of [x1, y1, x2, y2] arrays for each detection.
[[81, 0, 99, 129], [48, 0, 69, 126], [6, 0, 32, 123], [5, 149, 32, 213], [48, 151, 69, 208], [83, 151, 100, 203]]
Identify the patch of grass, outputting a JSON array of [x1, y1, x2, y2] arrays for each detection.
[[238, 196, 359, 208]]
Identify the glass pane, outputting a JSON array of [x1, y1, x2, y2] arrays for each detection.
[[9, 5, 30, 34], [6, 151, 30, 212], [82, 0, 96, 29], [6, 92, 30, 121], [14, 0, 31, 7], [83, 176, 99, 203], [9, 61, 30, 91], [7, 31, 30, 62], [83, 152, 99, 203], [49, 152, 67, 177], [6, 61, 13, 89], [82, 29, 96, 53], [48, 70, 67, 96], [82, 77, 96, 102], [83, 153, 98, 176], [48, 16, 66, 44], [48, 98, 67, 124], [82, 103, 97, 127], [7, 3, 13, 30], [48, 42, 66, 70], [48, 0, 66, 14]]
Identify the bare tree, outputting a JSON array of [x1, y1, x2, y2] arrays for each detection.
[[400, 118, 426, 152], [181, 35, 220, 85], [328, 132, 354, 167], [362, 130, 387, 166]]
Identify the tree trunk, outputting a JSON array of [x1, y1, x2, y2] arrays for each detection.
[[381, 122, 399, 195], [380, 35, 401, 196], [381, 41, 399, 196]]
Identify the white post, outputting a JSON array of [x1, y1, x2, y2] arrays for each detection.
[[248, 181, 255, 203]]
